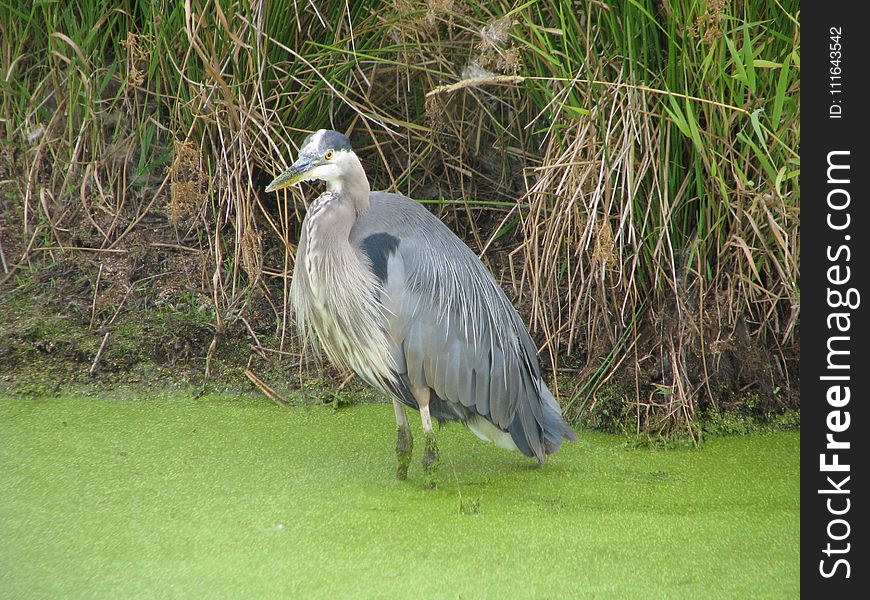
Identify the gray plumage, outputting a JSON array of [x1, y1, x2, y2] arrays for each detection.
[[352, 193, 575, 460], [266, 129, 575, 479]]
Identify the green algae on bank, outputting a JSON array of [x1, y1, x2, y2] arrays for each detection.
[[1, 394, 799, 598]]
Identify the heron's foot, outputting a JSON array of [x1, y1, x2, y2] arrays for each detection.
[[395, 424, 413, 481], [422, 431, 440, 490]]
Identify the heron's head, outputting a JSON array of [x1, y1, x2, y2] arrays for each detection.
[[265, 129, 355, 192]]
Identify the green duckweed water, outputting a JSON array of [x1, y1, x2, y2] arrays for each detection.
[[1, 394, 799, 598]]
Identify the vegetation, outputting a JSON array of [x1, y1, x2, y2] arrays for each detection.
[[0, 0, 800, 436], [1, 395, 799, 597]]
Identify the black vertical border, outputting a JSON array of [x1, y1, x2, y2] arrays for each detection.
[[802, 2, 868, 595]]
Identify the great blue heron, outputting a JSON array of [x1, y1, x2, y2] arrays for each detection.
[[266, 129, 576, 486]]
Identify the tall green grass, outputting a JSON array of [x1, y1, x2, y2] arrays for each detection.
[[0, 0, 799, 435], [509, 1, 800, 434]]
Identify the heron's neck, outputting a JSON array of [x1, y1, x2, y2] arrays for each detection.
[[326, 153, 370, 217]]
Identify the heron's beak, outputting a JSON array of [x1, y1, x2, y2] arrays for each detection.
[[265, 157, 315, 192]]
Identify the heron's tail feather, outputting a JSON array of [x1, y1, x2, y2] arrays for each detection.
[[507, 380, 577, 464], [540, 383, 578, 454]]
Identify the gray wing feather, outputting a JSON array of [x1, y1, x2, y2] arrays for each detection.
[[487, 347, 509, 426], [474, 366, 489, 416]]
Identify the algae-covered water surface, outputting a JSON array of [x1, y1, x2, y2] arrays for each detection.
[[1, 394, 798, 598]]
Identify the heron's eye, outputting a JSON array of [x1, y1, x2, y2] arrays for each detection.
[[325, 149, 334, 161]]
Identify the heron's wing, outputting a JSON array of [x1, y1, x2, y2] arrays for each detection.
[[352, 193, 575, 461]]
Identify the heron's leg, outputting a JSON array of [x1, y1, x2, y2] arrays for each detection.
[[412, 386, 440, 489], [393, 398, 413, 480]]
